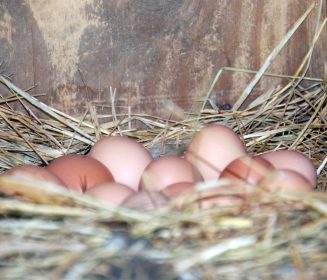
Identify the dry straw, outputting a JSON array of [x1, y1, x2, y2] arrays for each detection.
[[0, 3, 326, 280]]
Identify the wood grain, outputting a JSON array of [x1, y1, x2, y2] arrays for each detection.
[[0, 0, 326, 117]]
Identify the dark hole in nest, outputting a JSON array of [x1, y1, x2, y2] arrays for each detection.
[[89, 257, 179, 280], [99, 220, 131, 231]]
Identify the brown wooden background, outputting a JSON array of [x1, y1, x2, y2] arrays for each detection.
[[0, 0, 326, 117]]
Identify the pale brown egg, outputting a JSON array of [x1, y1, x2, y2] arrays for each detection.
[[162, 182, 194, 198], [198, 192, 244, 209], [185, 124, 246, 181], [183, 183, 246, 210], [88, 135, 152, 191], [0, 165, 65, 195], [259, 150, 316, 186], [122, 190, 167, 210], [139, 156, 203, 192], [85, 182, 135, 206], [258, 169, 313, 193], [160, 182, 197, 209], [163, 181, 245, 210], [47, 154, 114, 193], [220, 155, 274, 186]]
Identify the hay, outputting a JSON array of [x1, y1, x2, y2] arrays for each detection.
[[0, 72, 326, 279], [0, 5, 326, 280]]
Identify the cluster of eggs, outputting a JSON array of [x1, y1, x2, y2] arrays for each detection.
[[0, 124, 316, 210]]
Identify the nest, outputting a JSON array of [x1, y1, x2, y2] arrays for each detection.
[[0, 5, 326, 279]]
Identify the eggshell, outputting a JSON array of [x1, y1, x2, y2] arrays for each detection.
[[0, 165, 65, 195], [140, 156, 203, 191], [198, 192, 244, 209], [85, 182, 134, 206], [47, 154, 114, 193], [162, 182, 194, 198], [220, 155, 274, 186], [159, 182, 197, 209], [259, 150, 316, 186], [165, 183, 245, 210], [122, 190, 167, 210], [185, 124, 246, 181], [88, 136, 152, 191], [258, 169, 313, 193], [163, 182, 245, 210]]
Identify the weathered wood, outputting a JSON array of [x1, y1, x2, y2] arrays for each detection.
[[0, 0, 326, 117]]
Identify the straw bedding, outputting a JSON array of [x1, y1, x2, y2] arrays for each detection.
[[0, 69, 326, 279]]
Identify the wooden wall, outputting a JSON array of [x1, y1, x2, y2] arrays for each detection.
[[0, 0, 326, 117]]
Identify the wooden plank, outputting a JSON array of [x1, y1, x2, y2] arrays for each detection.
[[0, 0, 325, 116]]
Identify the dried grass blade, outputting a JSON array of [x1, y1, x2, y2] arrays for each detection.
[[175, 235, 256, 272], [0, 199, 93, 218], [0, 110, 48, 164], [232, 3, 314, 111], [290, 93, 326, 148], [0, 75, 95, 143]]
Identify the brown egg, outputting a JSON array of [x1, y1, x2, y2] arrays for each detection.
[[122, 190, 167, 210], [258, 169, 313, 193], [259, 150, 316, 186], [47, 154, 114, 193], [198, 191, 244, 209], [88, 135, 152, 191], [140, 156, 203, 192], [171, 182, 246, 210], [162, 182, 194, 198], [185, 124, 246, 181], [164, 182, 246, 210], [85, 182, 135, 206], [160, 182, 197, 209], [0, 165, 65, 195], [220, 155, 274, 186]]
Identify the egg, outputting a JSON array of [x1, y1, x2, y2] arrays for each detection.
[[185, 183, 246, 210], [47, 154, 114, 193], [220, 155, 274, 186], [160, 182, 197, 209], [259, 150, 317, 186], [88, 135, 152, 191], [258, 169, 313, 193], [162, 181, 244, 209], [85, 182, 135, 206], [194, 180, 249, 210], [0, 165, 65, 195], [122, 190, 167, 210], [185, 124, 246, 181], [198, 192, 244, 209], [162, 182, 194, 198], [139, 156, 203, 191]]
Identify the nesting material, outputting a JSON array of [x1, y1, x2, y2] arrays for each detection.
[[0, 69, 326, 279]]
